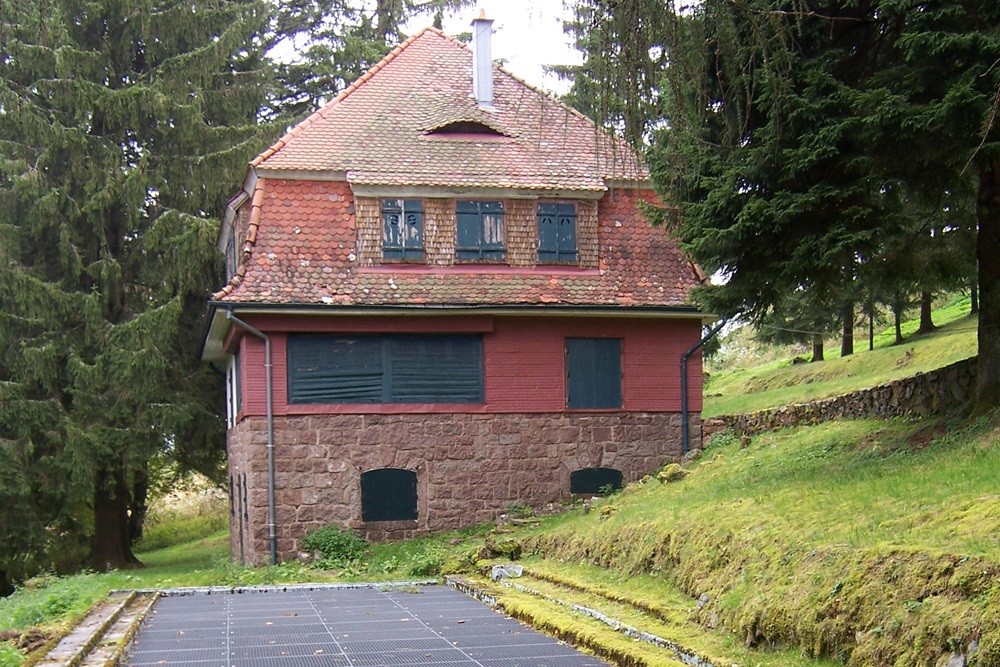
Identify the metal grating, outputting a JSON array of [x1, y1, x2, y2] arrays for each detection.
[[125, 585, 609, 666]]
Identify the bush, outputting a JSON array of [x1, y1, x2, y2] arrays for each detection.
[[302, 525, 367, 567]]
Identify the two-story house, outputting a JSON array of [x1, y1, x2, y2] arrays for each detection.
[[199, 17, 707, 565]]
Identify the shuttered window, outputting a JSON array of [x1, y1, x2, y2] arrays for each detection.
[[287, 334, 484, 404], [565, 338, 622, 409], [537, 203, 577, 263], [456, 200, 505, 260], [382, 199, 425, 261], [361, 468, 418, 522]]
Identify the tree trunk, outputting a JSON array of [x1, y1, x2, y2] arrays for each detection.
[[893, 304, 904, 345], [970, 280, 979, 316], [975, 156, 1000, 413], [129, 468, 149, 545], [841, 301, 854, 357], [917, 291, 936, 333], [0, 570, 13, 598], [91, 465, 142, 571], [811, 334, 824, 362]]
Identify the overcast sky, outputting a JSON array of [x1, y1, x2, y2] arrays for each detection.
[[414, 1, 582, 95]]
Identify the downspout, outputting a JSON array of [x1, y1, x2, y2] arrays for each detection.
[[681, 321, 727, 455], [226, 310, 278, 566]]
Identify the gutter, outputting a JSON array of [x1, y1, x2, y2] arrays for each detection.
[[225, 310, 278, 565], [680, 320, 726, 455]]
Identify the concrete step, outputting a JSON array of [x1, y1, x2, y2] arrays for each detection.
[[77, 593, 158, 667], [30, 591, 157, 667]]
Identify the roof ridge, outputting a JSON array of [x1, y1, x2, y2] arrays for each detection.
[[251, 28, 435, 168]]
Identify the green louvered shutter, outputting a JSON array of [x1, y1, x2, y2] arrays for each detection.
[[566, 338, 622, 409]]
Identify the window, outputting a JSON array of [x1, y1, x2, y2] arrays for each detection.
[[226, 352, 242, 428], [361, 468, 418, 522], [565, 338, 622, 409], [382, 199, 424, 261], [537, 203, 577, 263], [224, 225, 238, 277], [456, 200, 504, 260], [570, 468, 623, 495], [287, 334, 484, 404]]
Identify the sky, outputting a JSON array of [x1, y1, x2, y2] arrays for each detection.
[[412, 1, 582, 95]]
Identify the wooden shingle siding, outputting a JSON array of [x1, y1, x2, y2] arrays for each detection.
[[424, 198, 455, 265], [355, 196, 381, 266], [506, 199, 537, 267], [578, 200, 599, 269]]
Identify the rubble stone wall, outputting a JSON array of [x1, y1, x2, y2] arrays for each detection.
[[702, 357, 976, 440], [228, 411, 697, 564]]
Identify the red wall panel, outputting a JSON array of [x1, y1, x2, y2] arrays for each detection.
[[233, 314, 703, 418]]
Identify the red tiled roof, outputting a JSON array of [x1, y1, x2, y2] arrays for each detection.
[[214, 180, 702, 308], [251, 28, 645, 189]]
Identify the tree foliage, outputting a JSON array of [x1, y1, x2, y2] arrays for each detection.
[[0, 0, 278, 573], [572, 0, 999, 408]]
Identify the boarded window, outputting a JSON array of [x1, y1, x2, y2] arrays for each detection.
[[456, 200, 504, 260], [361, 468, 418, 522], [537, 203, 578, 263], [382, 199, 425, 261], [287, 334, 484, 404], [570, 468, 624, 495], [566, 338, 622, 409]]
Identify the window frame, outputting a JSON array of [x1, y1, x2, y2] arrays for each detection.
[[456, 200, 505, 261], [565, 337, 623, 409], [537, 202, 578, 264], [381, 198, 425, 262]]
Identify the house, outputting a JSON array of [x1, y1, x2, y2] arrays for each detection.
[[199, 16, 708, 565]]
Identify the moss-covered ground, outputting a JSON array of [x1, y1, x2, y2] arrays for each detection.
[[518, 414, 1000, 665]]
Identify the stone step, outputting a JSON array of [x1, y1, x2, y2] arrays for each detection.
[[77, 593, 158, 667], [32, 592, 136, 667], [447, 574, 701, 667]]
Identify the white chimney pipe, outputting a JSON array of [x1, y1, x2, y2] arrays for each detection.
[[471, 9, 494, 109]]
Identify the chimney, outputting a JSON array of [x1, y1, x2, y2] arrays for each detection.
[[471, 9, 494, 109]]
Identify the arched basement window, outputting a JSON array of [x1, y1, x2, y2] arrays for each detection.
[[360, 468, 418, 522], [570, 467, 623, 495]]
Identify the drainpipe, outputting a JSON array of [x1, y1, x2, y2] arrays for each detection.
[[226, 310, 278, 566], [681, 321, 727, 455]]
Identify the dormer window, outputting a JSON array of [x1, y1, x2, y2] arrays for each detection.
[[428, 120, 504, 136], [456, 200, 505, 261], [382, 199, 424, 262], [537, 203, 578, 263]]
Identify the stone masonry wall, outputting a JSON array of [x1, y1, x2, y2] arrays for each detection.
[[703, 357, 977, 439], [228, 411, 697, 564]]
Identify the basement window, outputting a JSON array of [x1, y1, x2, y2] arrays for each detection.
[[361, 468, 418, 522], [570, 468, 623, 495]]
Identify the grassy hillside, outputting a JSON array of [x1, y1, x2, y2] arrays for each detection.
[[519, 414, 1000, 665], [704, 300, 978, 417]]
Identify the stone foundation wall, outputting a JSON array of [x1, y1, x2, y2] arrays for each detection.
[[228, 411, 697, 564], [703, 357, 976, 439]]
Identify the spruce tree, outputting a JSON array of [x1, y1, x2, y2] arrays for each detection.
[[0, 0, 276, 570], [572, 0, 1000, 411]]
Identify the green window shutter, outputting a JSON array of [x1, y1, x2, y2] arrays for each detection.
[[566, 338, 622, 409], [287, 334, 483, 404], [537, 203, 577, 262], [382, 199, 424, 261], [287, 335, 383, 403], [388, 335, 483, 403], [361, 468, 418, 521], [457, 200, 504, 260]]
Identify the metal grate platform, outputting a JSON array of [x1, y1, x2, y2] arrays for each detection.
[[125, 585, 609, 666]]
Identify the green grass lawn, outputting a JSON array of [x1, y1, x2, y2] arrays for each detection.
[[704, 300, 978, 417]]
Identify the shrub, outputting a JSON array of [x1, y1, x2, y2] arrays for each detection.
[[302, 525, 367, 566]]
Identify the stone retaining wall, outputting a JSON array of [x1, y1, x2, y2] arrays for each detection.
[[228, 411, 697, 564], [703, 357, 976, 438]]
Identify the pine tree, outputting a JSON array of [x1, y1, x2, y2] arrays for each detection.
[[0, 0, 277, 571]]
